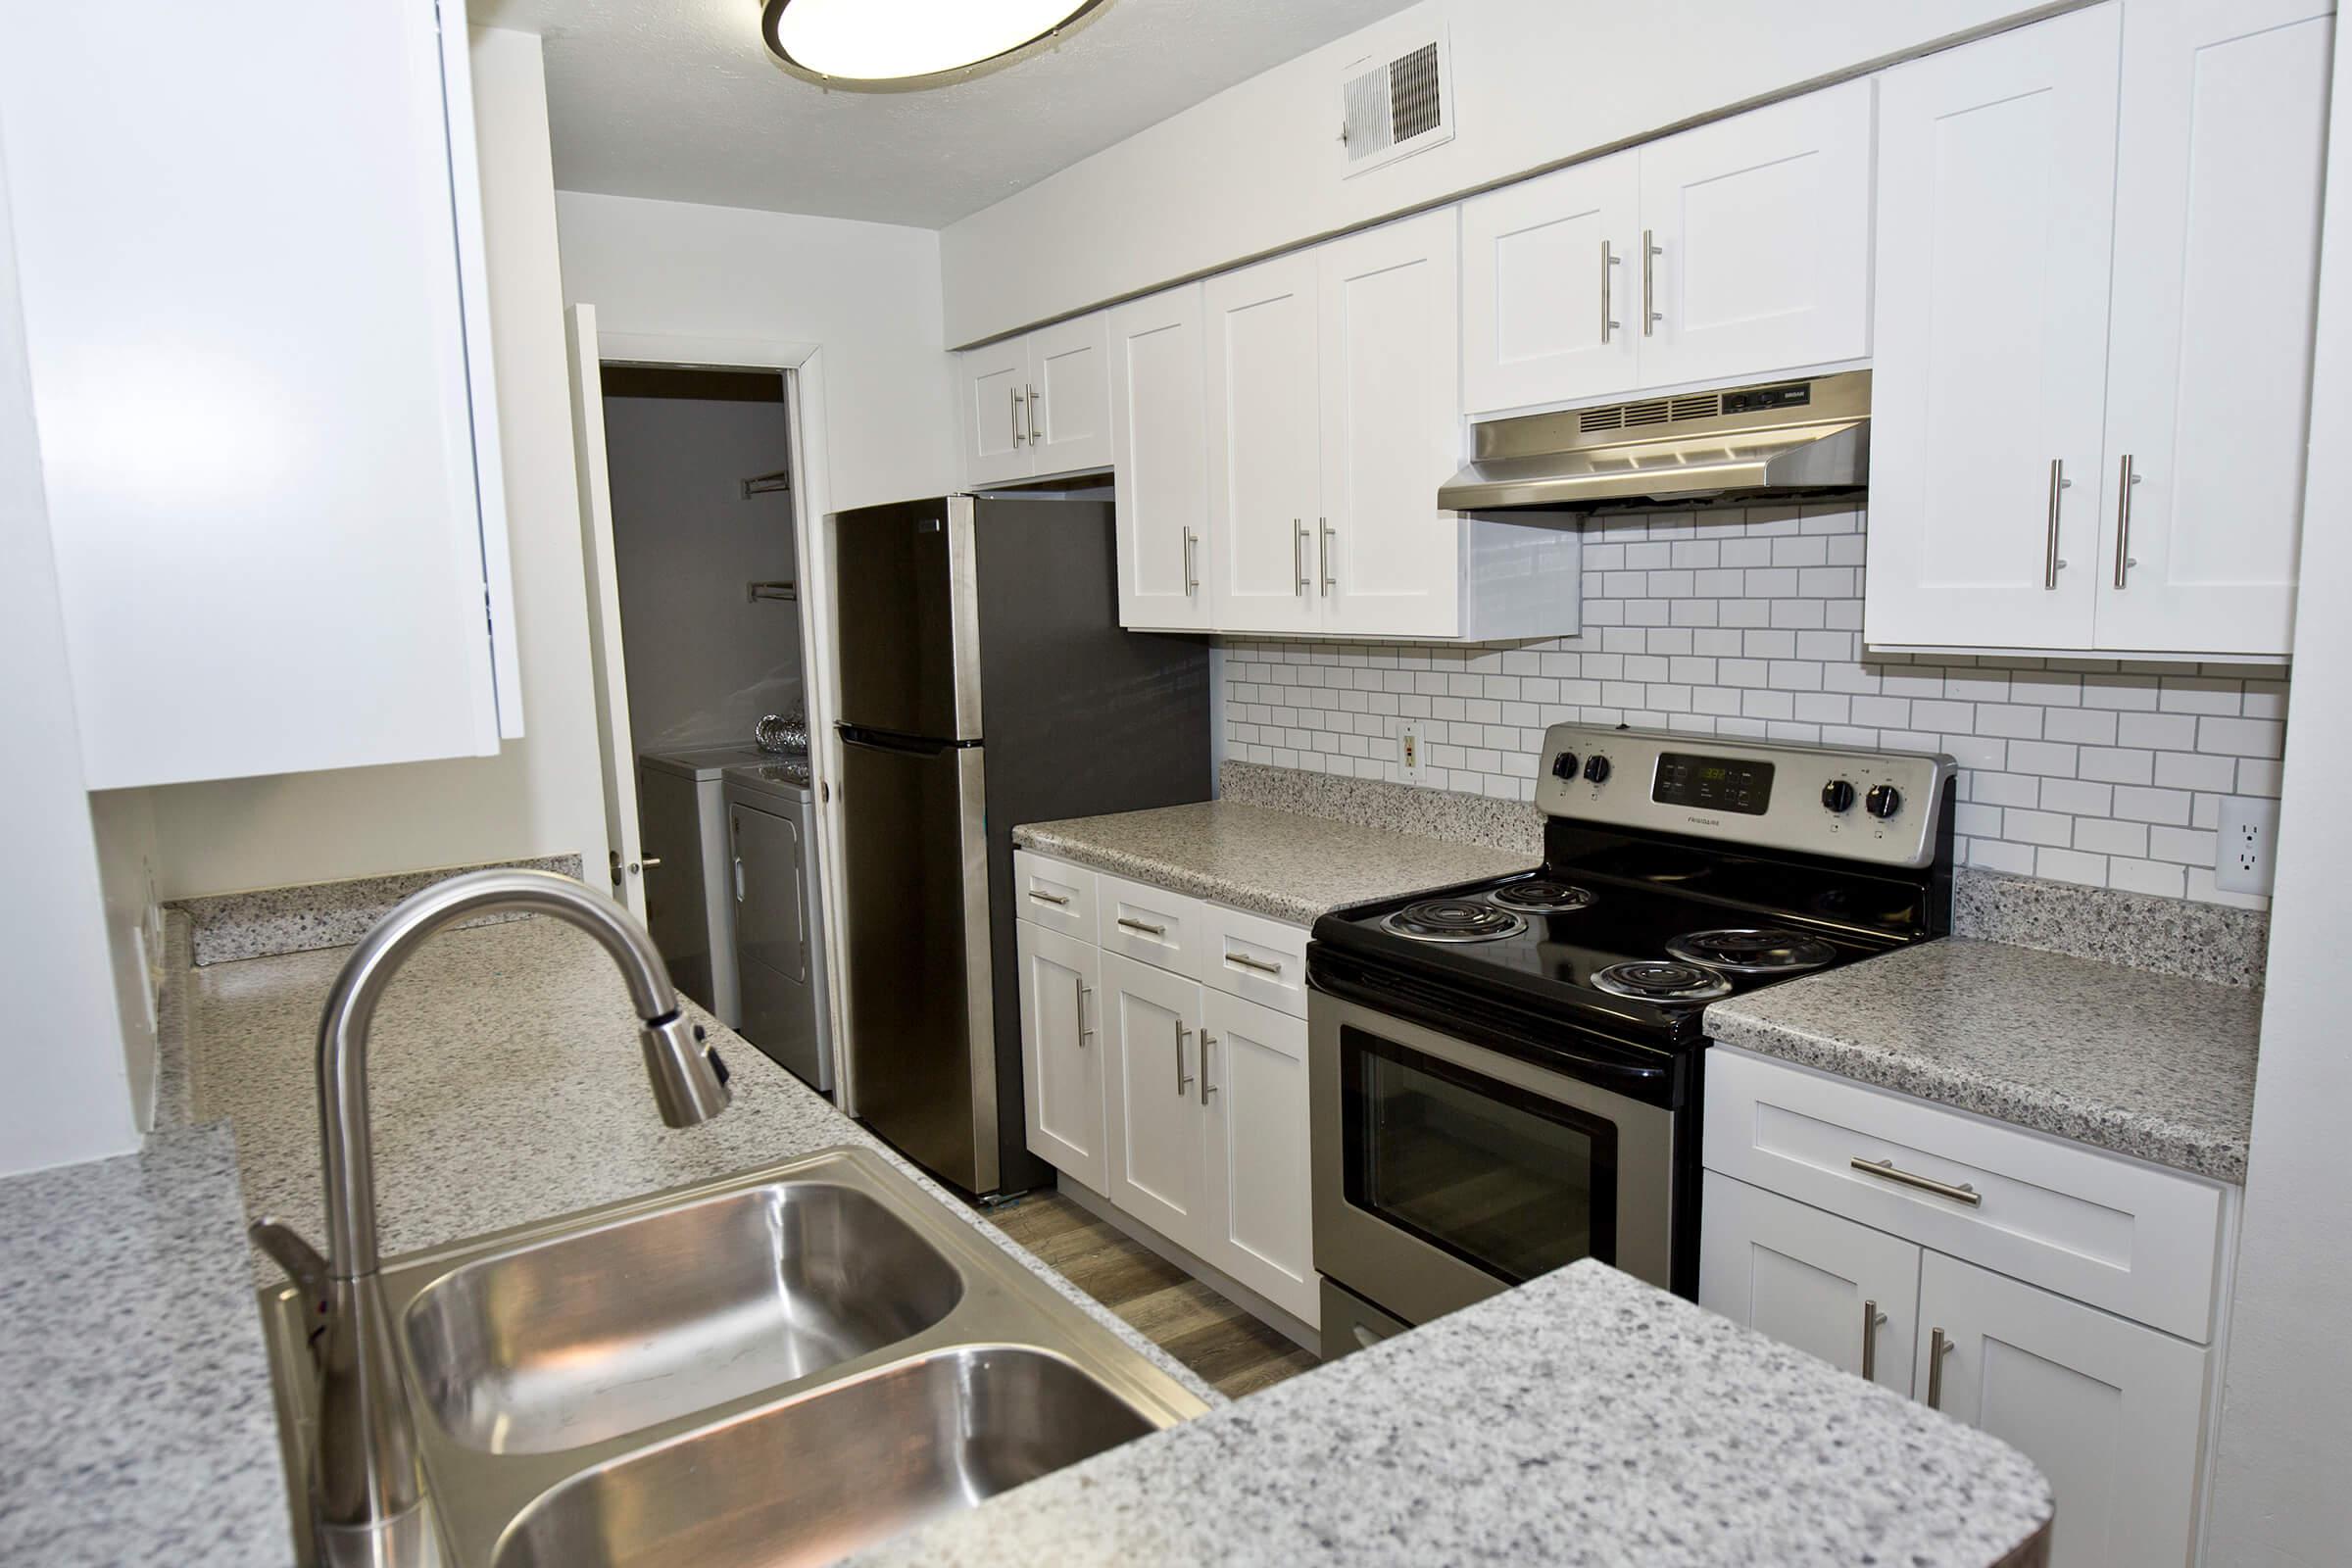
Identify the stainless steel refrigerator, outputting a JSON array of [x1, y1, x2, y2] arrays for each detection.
[[830, 494, 1210, 1196]]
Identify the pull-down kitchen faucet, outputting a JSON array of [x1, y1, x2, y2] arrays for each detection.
[[250, 869, 732, 1567]]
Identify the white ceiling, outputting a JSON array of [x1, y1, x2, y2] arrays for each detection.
[[480, 0, 1423, 228]]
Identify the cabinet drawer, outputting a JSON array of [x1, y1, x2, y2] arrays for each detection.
[[1200, 904, 1310, 1017], [1012, 850, 1096, 939], [1704, 1047, 2225, 1342], [1097, 872, 1204, 979]]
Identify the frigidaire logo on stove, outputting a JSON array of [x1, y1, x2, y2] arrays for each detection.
[[1685, 814, 1723, 828]]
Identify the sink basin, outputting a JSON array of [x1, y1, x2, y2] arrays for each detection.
[[403, 1181, 962, 1453], [492, 1347, 1156, 1568]]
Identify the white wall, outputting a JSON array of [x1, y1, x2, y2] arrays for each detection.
[[2205, 18, 2352, 1558], [941, 0, 2059, 344], [143, 28, 610, 902], [554, 191, 956, 513], [0, 127, 141, 1175]]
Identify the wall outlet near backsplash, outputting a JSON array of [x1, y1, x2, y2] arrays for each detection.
[[2215, 797, 2281, 896], [1397, 721, 1429, 785]]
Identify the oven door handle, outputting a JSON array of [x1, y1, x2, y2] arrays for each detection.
[[1499, 1045, 1667, 1096]]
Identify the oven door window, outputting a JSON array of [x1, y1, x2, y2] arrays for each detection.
[[1340, 1026, 1618, 1285]]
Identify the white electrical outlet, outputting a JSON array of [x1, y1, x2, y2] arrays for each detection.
[[1397, 721, 1428, 784], [2215, 797, 2281, 896]]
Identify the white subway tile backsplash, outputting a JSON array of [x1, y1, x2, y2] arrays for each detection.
[[1219, 504, 2288, 909]]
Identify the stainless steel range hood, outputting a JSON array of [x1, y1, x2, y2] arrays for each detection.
[[1440, 370, 1870, 514]]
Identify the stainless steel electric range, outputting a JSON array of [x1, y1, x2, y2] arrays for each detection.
[[1307, 724, 1956, 1359]]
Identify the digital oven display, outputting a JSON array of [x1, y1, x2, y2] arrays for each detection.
[[1652, 753, 1774, 816]]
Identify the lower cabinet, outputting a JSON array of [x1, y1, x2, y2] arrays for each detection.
[[1698, 1172, 1920, 1396], [1200, 989, 1314, 1318], [1015, 921, 1104, 1192], [1102, 952, 1213, 1246]]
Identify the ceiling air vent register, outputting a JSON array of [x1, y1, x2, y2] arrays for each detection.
[[1339, 30, 1453, 177]]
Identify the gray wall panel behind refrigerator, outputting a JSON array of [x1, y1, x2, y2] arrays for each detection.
[[972, 497, 1211, 1194]]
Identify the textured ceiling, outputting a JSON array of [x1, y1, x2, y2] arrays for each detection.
[[480, 0, 1422, 227]]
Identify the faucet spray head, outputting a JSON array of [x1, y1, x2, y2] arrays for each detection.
[[640, 1012, 733, 1128]]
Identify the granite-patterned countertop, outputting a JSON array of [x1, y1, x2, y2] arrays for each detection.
[[1013, 801, 1535, 925], [1707, 938, 2263, 1182], [841, 1257, 2052, 1568], [0, 1122, 288, 1567]]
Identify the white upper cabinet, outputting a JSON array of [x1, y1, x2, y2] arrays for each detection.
[[958, 311, 1112, 486], [1461, 81, 1874, 416], [2092, 0, 2333, 656], [1205, 252, 1325, 637], [2, 0, 518, 788], [1868, 0, 2328, 659], [1109, 286, 1214, 631]]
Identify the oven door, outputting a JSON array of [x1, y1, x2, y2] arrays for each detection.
[[1309, 989, 1677, 1331]]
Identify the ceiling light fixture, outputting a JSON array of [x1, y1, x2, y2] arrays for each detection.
[[760, 0, 1110, 89]]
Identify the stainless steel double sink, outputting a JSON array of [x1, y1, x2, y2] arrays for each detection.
[[260, 1146, 1208, 1567]]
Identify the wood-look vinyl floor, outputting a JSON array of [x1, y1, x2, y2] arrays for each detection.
[[985, 1191, 1321, 1400]]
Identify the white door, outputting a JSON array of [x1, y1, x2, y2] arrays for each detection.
[[1200, 990, 1316, 1324], [1017, 921, 1105, 1191], [1460, 150, 1642, 414], [564, 304, 642, 918], [961, 337, 1032, 486], [2093, 0, 2332, 657], [1109, 286, 1213, 630], [1864, 3, 2122, 652], [1101, 953, 1209, 1249], [1028, 312, 1113, 475], [1636, 79, 1876, 390], [1917, 1251, 2209, 1568], [1698, 1173, 1923, 1395], [1317, 210, 1464, 639], [1205, 252, 1324, 636]]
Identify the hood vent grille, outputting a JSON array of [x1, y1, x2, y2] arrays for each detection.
[[1574, 390, 1725, 435]]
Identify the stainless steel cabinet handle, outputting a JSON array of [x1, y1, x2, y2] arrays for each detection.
[[1860, 1298, 1886, 1381], [1009, 385, 1024, 447], [1294, 519, 1309, 596], [1200, 1030, 1217, 1104], [1174, 1023, 1193, 1095], [639, 857, 662, 869], [1642, 228, 1661, 335], [1027, 889, 1071, 906], [1223, 951, 1283, 976], [1850, 1155, 1982, 1206], [2044, 459, 2072, 589], [1599, 238, 1620, 343], [1319, 519, 1336, 597], [1076, 982, 1094, 1045], [2113, 453, 2139, 589], [1927, 1328, 1952, 1409], [1116, 916, 1167, 937], [1026, 385, 1041, 446], [1182, 526, 1200, 596]]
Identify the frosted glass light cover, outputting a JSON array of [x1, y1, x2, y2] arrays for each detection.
[[763, 0, 1102, 84]]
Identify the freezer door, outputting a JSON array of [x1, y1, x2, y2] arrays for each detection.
[[830, 496, 982, 742], [833, 727, 997, 1192]]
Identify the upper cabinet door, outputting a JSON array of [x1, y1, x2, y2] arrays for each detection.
[[1028, 312, 1112, 475], [2093, 0, 2332, 658], [1461, 151, 1641, 415], [1637, 78, 1876, 390], [1110, 287, 1213, 630], [1864, 4, 2122, 652], [961, 337, 1032, 487], [1318, 210, 1464, 639], [1205, 252, 1324, 636]]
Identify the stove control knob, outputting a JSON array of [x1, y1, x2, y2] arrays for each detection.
[[1550, 751, 1581, 781], [1583, 755, 1611, 785], [1821, 779, 1856, 814], [1865, 783, 1903, 820]]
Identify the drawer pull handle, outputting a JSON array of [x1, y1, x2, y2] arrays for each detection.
[[1027, 890, 1071, 906], [1850, 1156, 1982, 1207], [1116, 916, 1168, 937], [1860, 1298, 1886, 1381], [1223, 951, 1284, 976], [1927, 1327, 1953, 1410]]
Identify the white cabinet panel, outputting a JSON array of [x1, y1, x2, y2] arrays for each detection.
[[1102, 953, 1209, 1250], [1012, 848, 1096, 940], [1097, 872, 1204, 981], [1637, 78, 1875, 389], [1201, 990, 1315, 1322], [960, 336, 1030, 487], [1919, 1252, 2209, 1568], [1865, 3, 2122, 652], [1699, 1173, 1922, 1396], [1461, 152, 1641, 415], [1317, 210, 1464, 640], [2094, 1, 2332, 656], [1029, 311, 1112, 474], [1205, 253, 1324, 636], [1200, 903, 1310, 1019], [1017, 921, 1105, 1191], [1109, 286, 1213, 630]]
